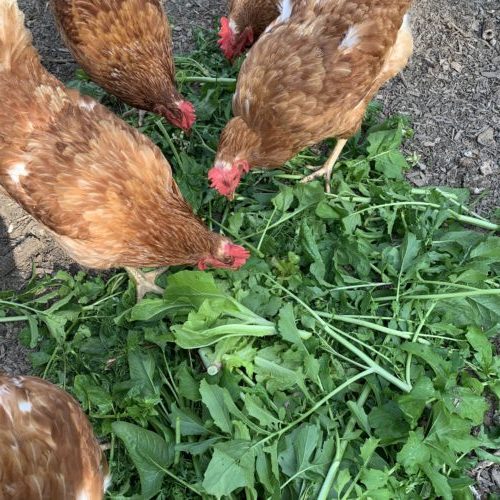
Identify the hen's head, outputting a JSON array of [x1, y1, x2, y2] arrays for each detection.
[[155, 100, 196, 132], [208, 159, 250, 199], [198, 239, 250, 270], [218, 17, 254, 60]]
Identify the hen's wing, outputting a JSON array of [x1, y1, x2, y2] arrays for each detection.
[[50, 0, 175, 107], [1, 85, 173, 235], [233, 0, 411, 152], [0, 375, 107, 500]]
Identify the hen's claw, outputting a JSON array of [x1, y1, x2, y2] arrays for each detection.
[[300, 138, 348, 193], [126, 267, 167, 302]]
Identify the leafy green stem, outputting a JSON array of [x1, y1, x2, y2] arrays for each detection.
[[317, 384, 372, 500], [0, 316, 29, 322], [405, 304, 436, 387], [316, 312, 429, 344], [156, 120, 183, 167], [177, 76, 237, 84], [255, 369, 375, 451], [266, 275, 411, 392]]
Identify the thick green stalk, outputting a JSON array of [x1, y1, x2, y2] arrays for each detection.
[[403, 289, 500, 300], [316, 312, 429, 345], [348, 201, 498, 231], [317, 385, 372, 500], [255, 369, 375, 450], [374, 288, 500, 302], [267, 276, 411, 393], [0, 316, 29, 322], [405, 304, 436, 387], [176, 76, 236, 84]]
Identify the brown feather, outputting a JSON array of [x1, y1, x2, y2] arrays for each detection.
[[0, 1, 237, 271], [0, 375, 108, 500], [49, 0, 183, 113], [228, 0, 281, 40], [217, 0, 413, 168]]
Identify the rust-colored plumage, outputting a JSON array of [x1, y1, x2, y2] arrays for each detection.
[[219, 0, 281, 59], [0, 0, 248, 295], [0, 374, 108, 500], [210, 0, 414, 196], [50, 0, 195, 130]]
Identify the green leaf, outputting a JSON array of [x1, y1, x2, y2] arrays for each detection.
[[165, 270, 224, 309], [129, 298, 181, 321], [199, 379, 232, 434], [74, 375, 113, 413], [256, 448, 279, 494], [278, 303, 305, 348], [361, 468, 389, 490], [273, 186, 294, 212], [369, 402, 410, 442], [398, 377, 436, 427], [244, 394, 281, 428], [398, 233, 422, 274], [466, 327, 493, 368], [169, 405, 209, 436], [471, 238, 500, 260], [26, 314, 40, 348], [336, 468, 352, 497], [41, 315, 67, 343], [421, 463, 453, 500], [401, 343, 450, 381], [396, 429, 430, 474], [366, 122, 407, 178], [360, 437, 380, 464], [176, 363, 200, 401], [278, 424, 321, 477], [128, 350, 158, 398], [442, 386, 488, 425], [348, 401, 371, 435], [202, 441, 255, 498], [112, 422, 173, 499]]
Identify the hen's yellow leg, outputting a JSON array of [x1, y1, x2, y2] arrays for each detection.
[[301, 139, 348, 193], [125, 267, 167, 302]]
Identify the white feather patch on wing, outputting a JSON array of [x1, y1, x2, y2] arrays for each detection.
[[265, 0, 293, 32], [18, 400, 32, 413], [103, 474, 112, 492], [339, 26, 360, 50], [76, 491, 91, 500], [79, 99, 96, 111], [8, 162, 28, 184], [277, 0, 293, 21]]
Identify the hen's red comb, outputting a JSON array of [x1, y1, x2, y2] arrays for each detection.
[[178, 100, 196, 131], [208, 165, 239, 198], [218, 16, 235, 59], [224, 243, 250, 268]]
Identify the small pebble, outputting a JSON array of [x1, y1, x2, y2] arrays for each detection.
[[477, 127, 496, 147], [479, 161, 496, 176]]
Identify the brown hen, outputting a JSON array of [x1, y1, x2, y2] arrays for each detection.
[[0, 0, 249, 300], [219, 0, 281, 60], [50, 0, 195, 130], [0, 374, 109, 500], [210, 0, 414, 197]]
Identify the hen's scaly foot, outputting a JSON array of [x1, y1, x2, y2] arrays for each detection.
[[125, 267, 167, 302], [137, 110, 147, 127], [301, 139, 348, 193], [122, 109, 147, 127]]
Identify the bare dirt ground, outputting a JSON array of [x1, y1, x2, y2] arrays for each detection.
[[0, 0, 499, 494]]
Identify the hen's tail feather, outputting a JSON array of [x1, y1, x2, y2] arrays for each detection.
[[0, 0, 37, 73]]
